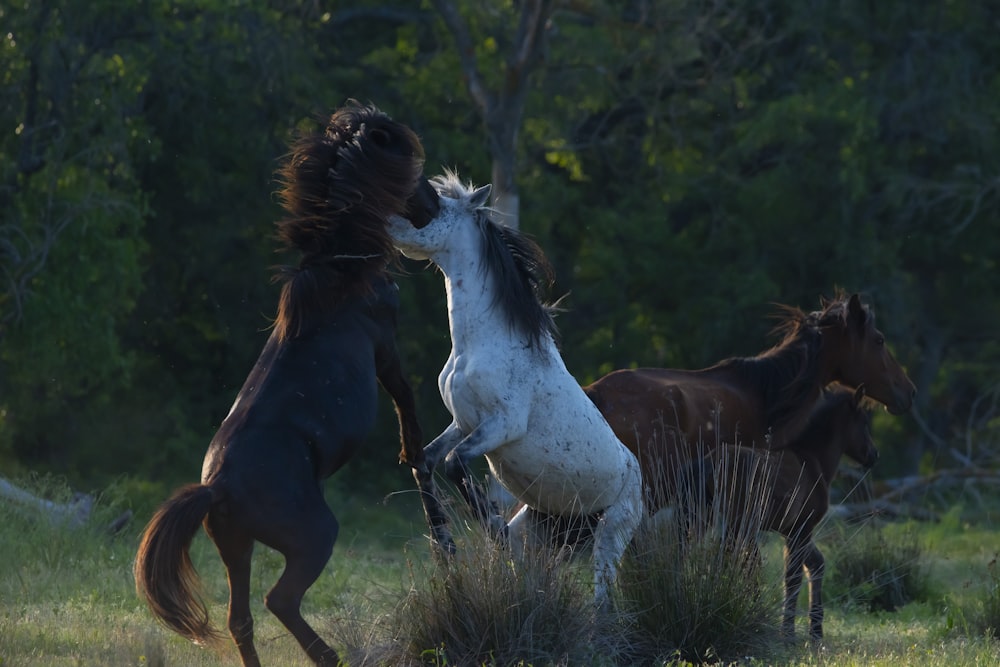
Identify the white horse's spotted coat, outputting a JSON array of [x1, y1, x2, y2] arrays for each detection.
[[390, 173, 643, 605]]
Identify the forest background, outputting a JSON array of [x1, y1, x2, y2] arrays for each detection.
[[1, 0, 998, 504]]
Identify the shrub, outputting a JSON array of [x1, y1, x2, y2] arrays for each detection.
[[616, 450, 783, 665], [823, 523, 930, 612], [341, 507, 621, 667]]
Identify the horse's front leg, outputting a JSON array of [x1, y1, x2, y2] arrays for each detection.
[[376, 351, 425, 472], [442, 415, 520, 542], [412, 423, 466, 557], [413, 466, 456, 557], [802, 539, 826, 640], [782, 535, 808, 639]]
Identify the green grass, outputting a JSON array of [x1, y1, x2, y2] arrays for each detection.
[[1, 475, 999, 666]]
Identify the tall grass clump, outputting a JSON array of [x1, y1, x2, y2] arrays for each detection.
[[944, 551, 1000, 642], [824, 522, 931, 612], [616, 449, 782, 664], [351, 496, 620, 667], [982, 556, 1000, 639]]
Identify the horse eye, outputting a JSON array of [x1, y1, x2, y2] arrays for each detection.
[[876, 335, 885, 347]]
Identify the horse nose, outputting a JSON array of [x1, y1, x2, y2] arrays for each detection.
[[889, 385, 916, 415], [404, 177, 440, 229], [867, 448, 879, 470]]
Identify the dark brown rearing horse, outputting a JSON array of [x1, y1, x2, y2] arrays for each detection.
[[584, 291, 913, 511], [134, 102, 438, 667], [683, 384, 877, 640]]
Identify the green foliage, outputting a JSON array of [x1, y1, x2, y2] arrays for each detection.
[[978, 555, 1000, 640], [824, 522, 932, 613], [1, 0, 998, 490], [0, 1, 153, 473]]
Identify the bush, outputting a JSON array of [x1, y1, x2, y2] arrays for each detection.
[[616, 449, 783, 665], [339, 508, 621, 667], [824, 523, 931, 612]]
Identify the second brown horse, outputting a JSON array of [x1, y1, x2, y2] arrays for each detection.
[[584, 290, 913, 512]]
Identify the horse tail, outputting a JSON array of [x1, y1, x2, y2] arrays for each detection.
[[134, 483, 224, 646]]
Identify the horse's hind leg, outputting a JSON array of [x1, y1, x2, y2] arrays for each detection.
[[592, 489, 643, 610], [213, 532, 260, 667], [266, 509, 340, 666]]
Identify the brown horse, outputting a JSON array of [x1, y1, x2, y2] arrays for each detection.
[[682, 384, 877, 640], [133, 103, 438, 667], [584, 291, 913, 511]]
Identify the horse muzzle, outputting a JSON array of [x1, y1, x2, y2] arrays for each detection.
[[863, 448, 879, 470], [403, 177, 440, 229]]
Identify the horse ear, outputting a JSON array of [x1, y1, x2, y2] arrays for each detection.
[[854, 384, 866, 405], [847, 293, 867, 330], [470, 184, 492, 209]]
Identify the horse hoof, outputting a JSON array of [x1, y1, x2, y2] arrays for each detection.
[[432, 534, 457, 557], [487, 516, 509, 545]]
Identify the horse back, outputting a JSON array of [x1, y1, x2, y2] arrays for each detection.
[[585, 366, 767, 462]]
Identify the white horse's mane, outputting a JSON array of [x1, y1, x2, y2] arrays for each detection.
[[430, 169, 479, 202]]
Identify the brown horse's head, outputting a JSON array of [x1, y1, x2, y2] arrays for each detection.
[[815, 292, 915, 414]]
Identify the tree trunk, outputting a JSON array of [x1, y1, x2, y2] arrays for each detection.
[[431, 0, 555, 229]]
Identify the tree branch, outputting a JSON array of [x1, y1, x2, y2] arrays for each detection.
[[430, 0, 493, 114]]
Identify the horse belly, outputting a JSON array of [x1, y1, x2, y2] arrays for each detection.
[[487, 416, 640, 516]]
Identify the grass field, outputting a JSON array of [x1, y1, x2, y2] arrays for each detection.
[[1, 474, 998, 666]]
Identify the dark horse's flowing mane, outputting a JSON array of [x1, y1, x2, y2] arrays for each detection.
[[721, 289, 869, 436], [432, 173, 559, 348], [272, 101, 426, 340]]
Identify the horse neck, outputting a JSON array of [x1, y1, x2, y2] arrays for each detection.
[[792, 412, 849, 485], [743, 332, 825, 448], [437, 253, 507, 348], [814, 325, 851, 387]]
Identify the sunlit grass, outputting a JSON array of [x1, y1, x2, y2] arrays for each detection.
[[2, 475, 1000, 665]]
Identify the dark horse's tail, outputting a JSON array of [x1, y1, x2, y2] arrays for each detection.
[[134, 483, 224, 646]]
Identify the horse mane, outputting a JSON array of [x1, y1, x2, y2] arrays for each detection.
[[431, 172, 559, 348], [724, 289, 870, 439], [272, 101, 426, 341]]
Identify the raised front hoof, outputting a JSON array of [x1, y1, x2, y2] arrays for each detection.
[[485, 514, 509, 546], [431, 533, 458, 559], [315, 647, 340, 667], [403, 453, 430, 475], [594, 594, 616, 618]]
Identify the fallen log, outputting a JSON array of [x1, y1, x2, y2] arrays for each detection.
[[0, 476, 93, 526], [873, 467, 1000, 503], [829, 499, 940, 523], [829, 466, 1000, 524]]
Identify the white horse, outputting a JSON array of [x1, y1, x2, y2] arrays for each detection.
[[391, 172, 643, 606]]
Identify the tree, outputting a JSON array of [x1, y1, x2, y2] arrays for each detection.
[[0, 2, 151, 470], [430, 0, 555, 228]]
